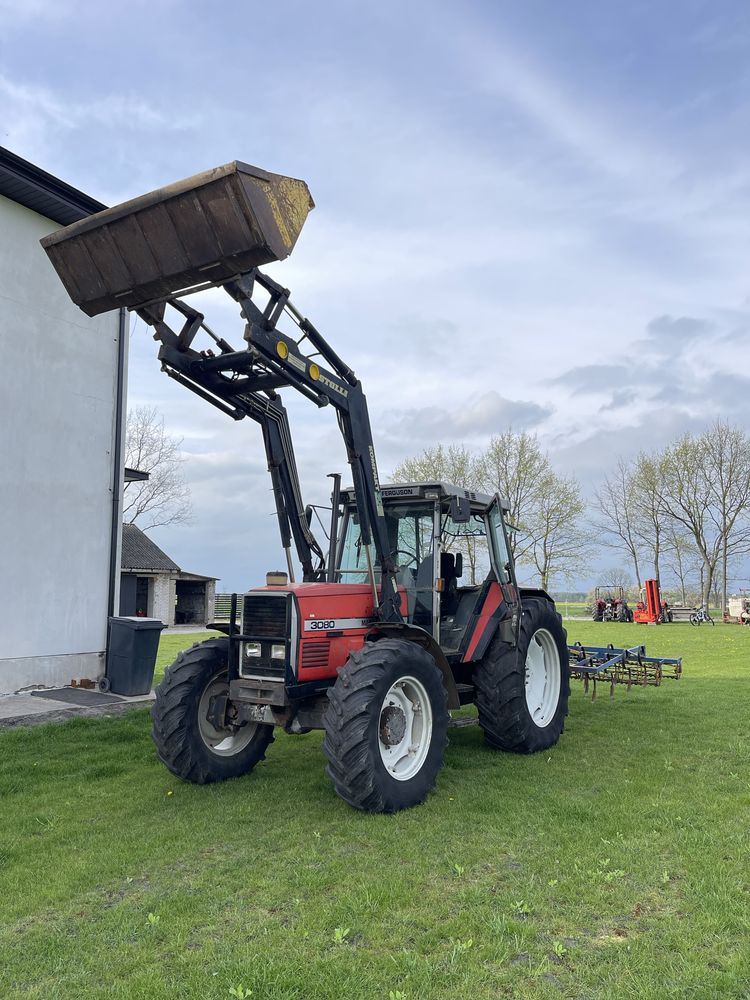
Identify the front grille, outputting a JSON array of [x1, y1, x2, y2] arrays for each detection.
[[241, 652, 285, 679], [242, 594, 287, 637], [301, 641, 331, 669]]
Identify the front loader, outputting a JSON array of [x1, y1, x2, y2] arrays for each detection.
[[42, 160, 679, 812]]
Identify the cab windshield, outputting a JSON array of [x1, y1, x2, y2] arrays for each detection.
[[337, 503, 435, 629]]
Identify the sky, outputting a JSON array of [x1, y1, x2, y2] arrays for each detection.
[[3, 0, 750, 591]]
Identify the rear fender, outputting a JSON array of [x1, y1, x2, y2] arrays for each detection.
[[367, 622, 461, 710], [519, 587, 555, 606]]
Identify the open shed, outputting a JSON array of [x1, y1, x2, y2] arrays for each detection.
[[120, 524, 217, 626]]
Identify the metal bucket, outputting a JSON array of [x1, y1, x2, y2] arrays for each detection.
[[41, 161, 314, 316]]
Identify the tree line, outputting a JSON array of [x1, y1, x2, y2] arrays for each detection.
[[391, 420, 750, 609]]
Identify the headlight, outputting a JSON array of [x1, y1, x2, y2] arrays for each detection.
[[271, 643, 286, 659], [244, 642, 261, 658]]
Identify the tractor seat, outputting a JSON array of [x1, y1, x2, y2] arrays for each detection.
[[440, 552, 460, 617]]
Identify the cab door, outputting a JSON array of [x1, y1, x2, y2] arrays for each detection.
[[486, 494, 516, 590], [390, 503, 438, 635]]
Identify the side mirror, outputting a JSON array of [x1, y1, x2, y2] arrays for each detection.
[[449, 495, 471, 523], [454, 552, 463, 578], [304, 505, 314, 527]]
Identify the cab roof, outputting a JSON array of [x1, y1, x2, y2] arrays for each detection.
[[340, 481, 507, 513]]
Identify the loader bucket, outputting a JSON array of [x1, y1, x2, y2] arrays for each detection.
[[41, 161, 314, 317]]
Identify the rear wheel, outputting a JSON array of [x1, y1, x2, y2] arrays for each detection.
[[151, 638, 274, 783], [475, 598, 570, 753], [322, 639, 449, 812]]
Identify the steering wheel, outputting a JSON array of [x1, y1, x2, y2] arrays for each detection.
[[392, 549, 418, 569]]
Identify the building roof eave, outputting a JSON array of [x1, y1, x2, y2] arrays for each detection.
[[0, 145, 106, 225]]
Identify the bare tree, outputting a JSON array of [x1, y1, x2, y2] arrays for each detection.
[[631, 453, 665, 582], [393, 433, 589, 590], [592, 458, 642, 589], [652, 423, 750, 609], [528, 472, 590, 590], [124, 406, 192, 531], [599, 567, 633, 592], [478, 430, 552, 562], [392, 443, 485, 582], [393, 443, 480, 489], [650, 435, 717, 607], [659, 521, 699, 605], [704, 420, 750, 611]]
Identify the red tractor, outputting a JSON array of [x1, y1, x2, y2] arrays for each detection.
[[42, 161, 570, 812], [633, 579, 672, 624], [591, 587, 633, 622]]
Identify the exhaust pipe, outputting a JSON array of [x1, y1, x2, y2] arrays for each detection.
[[41, 161, 314, 317]]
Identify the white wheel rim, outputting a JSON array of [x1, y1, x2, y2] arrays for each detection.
[[198, 673, 258, 756], [378, 675, 433, 781], [524, 628, 561, 729]]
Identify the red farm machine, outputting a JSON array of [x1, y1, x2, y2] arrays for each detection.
[[42, 161, 682, 812], [591, 586, 633, 622], [633, 579, 673, 624]]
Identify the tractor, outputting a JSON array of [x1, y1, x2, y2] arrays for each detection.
[[591, 586, 633, 623], [41, 160, 679, 811]]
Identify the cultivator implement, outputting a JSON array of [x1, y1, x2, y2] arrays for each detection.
[[569, 643, 682, 699]]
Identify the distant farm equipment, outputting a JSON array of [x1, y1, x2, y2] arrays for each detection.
[[633, 579, 672, 624], [591, 586, 633, 623], [724, 595, 750, 625]]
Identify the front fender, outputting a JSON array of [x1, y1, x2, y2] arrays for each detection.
[[366, 622, 461, 710]]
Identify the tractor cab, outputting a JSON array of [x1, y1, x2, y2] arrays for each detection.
[[336, 482, 515, 656]]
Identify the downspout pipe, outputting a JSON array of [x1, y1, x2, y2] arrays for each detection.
[[107, 308, 128, 619]]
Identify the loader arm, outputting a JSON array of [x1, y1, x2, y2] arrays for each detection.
[[39, 158, 400, 621], [139, 295, 326, 583], [226, 270, 400, 623], [137, 270, 401, 622]]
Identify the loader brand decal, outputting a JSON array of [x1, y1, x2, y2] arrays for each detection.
[[381, 487, 420, 498], [304, 617, 376, 632], [317, 371, 348, 398], [287, 353, 307, 374]]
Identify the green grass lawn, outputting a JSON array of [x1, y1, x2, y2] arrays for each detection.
[[1, 622, 749, 999]]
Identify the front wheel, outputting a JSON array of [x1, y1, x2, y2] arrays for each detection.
[[151, 638, 274, 784], [322, 639, 449, 812], [475, 598, 570, 753]]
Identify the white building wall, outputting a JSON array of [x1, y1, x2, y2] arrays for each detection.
[[152, 576, 176, 626], [0, 194, 123, 693]]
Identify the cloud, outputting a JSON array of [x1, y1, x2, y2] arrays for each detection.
[[550, 406, 707, 491], [0, 74, 192, 133], [652, 372, 750, 410], [600, 389, 637, 412], [381, 391, 552, 447], [645, 314, 714, 343], [440, 4, 678, 185], [551, 364, 634, 395], [0, 0, 67, 23]]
